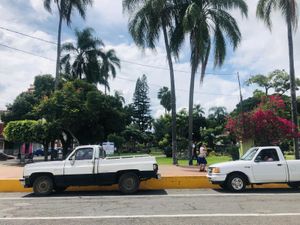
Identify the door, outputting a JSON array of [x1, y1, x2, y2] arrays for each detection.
[[252, 148, 287, 183], [64, 147, 95, 186]]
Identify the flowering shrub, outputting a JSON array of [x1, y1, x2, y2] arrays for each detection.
[[226, 95, 299, 145]]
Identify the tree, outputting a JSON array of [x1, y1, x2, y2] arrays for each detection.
[[246, 70, 300, 96], [35, 80, 127, 156], [123, 0, 179, 164], [175, 0, 248, 165], [60, 28, 105, 84], [257, 0, 299, 158], [3, 120, 60, 161], [208, 106, 228, 126], [43, 0, 93, 88], [157, 86, 171, 114], [132, 74, 152, 132], [2, 92, 37, 122], [34, 74, 55, 99], [100, 49, 121, 95], [246, 74, 274, 95]]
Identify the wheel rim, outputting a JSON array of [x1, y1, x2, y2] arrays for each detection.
[[123, 177, 136, 191], [231, 177, 244, 190], [37, 178, 50, 193]]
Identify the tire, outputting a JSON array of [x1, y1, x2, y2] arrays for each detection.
[[54, 186, 67, 193], [226, 174, 247, 192], [118, 173, 140, 194], [288, 182, 300, 189], [219, 183, 227, 190], [33, 176, 53, 196]]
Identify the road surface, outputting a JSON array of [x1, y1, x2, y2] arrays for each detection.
[[0, 188, 300, 225]]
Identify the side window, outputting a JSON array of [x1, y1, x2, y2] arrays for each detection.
[[98, 146, 106, 159], [256, 149, 279, 162], [75, 148, 94, 160]]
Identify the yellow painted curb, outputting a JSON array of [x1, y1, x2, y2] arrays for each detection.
[[0, 177, 289, 193]]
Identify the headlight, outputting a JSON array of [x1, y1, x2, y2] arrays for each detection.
[[212, 167, 220, 173], [153, 164, 158, 171]]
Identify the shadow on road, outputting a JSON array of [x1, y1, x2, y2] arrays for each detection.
[[213, 188, 300, 194], [22, 189, 168, 198]]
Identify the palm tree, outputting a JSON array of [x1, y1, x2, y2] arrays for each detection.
[[158, 86, 172, 114], [173, 0, 248, 165], [43, 0, 93, 88], [123, 0, 179, 164], [100, 49, 121, 95], [256, 0, 299, 159], [60, 28, 106, 85]]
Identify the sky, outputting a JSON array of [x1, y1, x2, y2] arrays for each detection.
[[0, 0, 299, 118]]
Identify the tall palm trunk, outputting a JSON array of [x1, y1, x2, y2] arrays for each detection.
[[55, 14, 63, 89], [188, 68, 196, 165], [162, 22, 178, 165], [287, 17, 299, 159]]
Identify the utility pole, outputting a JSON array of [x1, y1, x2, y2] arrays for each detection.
[[237, 72, 245, 154]]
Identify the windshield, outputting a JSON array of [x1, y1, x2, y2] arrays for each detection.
[[240, 147, 258, 161]]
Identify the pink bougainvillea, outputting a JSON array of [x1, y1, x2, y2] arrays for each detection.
[[226, 95, 300, 145]]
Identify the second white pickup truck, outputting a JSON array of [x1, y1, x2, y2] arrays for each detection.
[[207, 146, 300, 192], [20, 145, 160, 195]]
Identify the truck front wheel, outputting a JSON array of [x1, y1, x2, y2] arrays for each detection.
[[33, 175, 53, 196], [118, 173, 140, 194], [226, 174, 246, 192]]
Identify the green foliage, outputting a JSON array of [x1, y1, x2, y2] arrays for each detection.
[[34, 74, 55, 99], [107, 133, 125, 149], [157, 87, 171, 113], [246, 70, 300, 95], [35, 80, 126, 144], [4, 120, 37, 143], [132, 74, 152, 132]]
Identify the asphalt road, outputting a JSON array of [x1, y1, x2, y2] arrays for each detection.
[[1, 188, 300, 225]]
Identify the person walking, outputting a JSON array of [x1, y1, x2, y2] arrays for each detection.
[[198, 144, 207, 172]]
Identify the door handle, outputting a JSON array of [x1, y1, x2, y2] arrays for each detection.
[[277, 164, 282, 166], [244, 166, 251, 168]]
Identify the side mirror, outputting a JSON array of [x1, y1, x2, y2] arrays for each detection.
[[254, 156, 262, 163]]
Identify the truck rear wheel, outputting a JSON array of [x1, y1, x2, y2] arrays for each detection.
[[33, 175, 53, 196], [226, 174, 246, 192], [288, 182, 300, 189], [118, 173, 140, 194]]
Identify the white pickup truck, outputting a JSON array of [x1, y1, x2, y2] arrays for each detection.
[[207, 146, 300, 192], [20, 145, 160, 195]]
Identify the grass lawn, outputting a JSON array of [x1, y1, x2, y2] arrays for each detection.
[[155, 155, 232, 166]]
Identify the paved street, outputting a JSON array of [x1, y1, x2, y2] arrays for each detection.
[[0, 189, 300, 225]]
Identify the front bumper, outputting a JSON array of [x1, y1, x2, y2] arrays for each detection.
[[207, 173, 227, 184]]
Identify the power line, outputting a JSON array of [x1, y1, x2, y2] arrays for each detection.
[[0, 26, 235, 77], [0, 26, 57, 45], [0, 43, 55, 62], [116, 75, 239, 97], [120, 59, 234, 76]]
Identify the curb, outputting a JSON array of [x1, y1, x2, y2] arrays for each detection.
[[0, 177, 289, 193]]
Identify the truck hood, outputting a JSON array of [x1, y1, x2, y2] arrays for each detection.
[[209, 160, 249, 169], [23, 161, 65, 177]]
